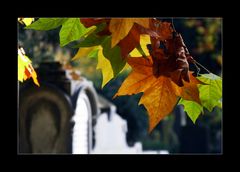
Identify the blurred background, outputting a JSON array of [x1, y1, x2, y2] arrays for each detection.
[[18, 18, 222, 154]]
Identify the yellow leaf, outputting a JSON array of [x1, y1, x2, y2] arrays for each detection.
[[129, 34, 151, 57], [18, 54, 26, 82], [18, 47, 40, 86], [18, 49, 31, 82], [97, 47, 114, 88], [72, 46, 98, 61], [97, 46, 129, 88], [18, 18, 34, 26]]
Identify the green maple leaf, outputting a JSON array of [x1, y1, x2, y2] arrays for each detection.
[[179, 98, 203, 124], [198, 73, 222, 112], [60, 18, 96, 47], [178, 73, 222, 124]]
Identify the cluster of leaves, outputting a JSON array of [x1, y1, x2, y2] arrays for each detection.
[[21, 18, 222, 132]]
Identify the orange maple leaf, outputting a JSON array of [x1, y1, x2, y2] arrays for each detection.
[[114, 57, 202, 132]]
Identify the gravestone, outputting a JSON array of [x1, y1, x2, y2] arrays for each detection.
[[92, 112, 142, 154]]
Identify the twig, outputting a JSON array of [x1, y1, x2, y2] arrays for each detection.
[[193, 62, 201, 76], [193, 60, 212, 74]]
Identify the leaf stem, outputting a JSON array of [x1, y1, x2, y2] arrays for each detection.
[[193, 60, 212, 74], [193, 62, 200, 76]]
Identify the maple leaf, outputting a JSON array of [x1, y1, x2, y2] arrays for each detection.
[[178, 98, 203, 124], [18, 47, 40, 87], [114, 57, 203, 132], [109, 18, 149, 48], [60, 18, 96, 47], [139, 76, 179, 132], [197, 73, 222, 112]]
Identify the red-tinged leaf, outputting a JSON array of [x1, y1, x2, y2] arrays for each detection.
[[80, 18, 111, 36], [109, 18, 149, 48], [18, 47, 40, 87], [24, 64, 40, 87], [118, 24, 141, 59]]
